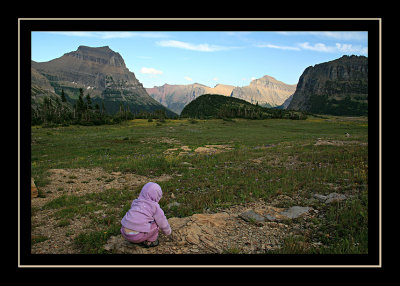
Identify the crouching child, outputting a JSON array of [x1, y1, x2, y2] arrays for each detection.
[[121, 182, 171, 248]]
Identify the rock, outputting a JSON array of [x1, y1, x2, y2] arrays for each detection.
[[181, 146, 192, 152], [278, 206, 312, 219], [239, 210, 265, 224], [313, 194, 328, 202], [255, 205, 286, 222], [167, 201, 181, 209], [194, 145, 233, 155], [169, 213, 229, 250], [31, 177, 38, 198], [325, 193, 347, 204], [265, 214, 277, 221], [313, 193, 347, 204]]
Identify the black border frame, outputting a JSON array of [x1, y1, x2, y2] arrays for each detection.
[[19, 18, 381, 268]]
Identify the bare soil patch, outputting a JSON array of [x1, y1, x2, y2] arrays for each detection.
[[31, 168, 172, 254], [314, 138, 368, 146]]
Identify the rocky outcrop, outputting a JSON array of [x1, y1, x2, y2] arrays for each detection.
[[287, 55, 368, 116]]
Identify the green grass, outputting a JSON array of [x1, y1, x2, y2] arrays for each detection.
[[31, 116, 369, 254]]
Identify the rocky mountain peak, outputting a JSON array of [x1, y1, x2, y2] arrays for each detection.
[[65, 45, 126, 68], [250, 75, 293, 87]]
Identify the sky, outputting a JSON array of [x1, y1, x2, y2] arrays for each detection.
[[31, 31, 368, 88]]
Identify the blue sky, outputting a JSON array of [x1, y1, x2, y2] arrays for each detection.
[[31, 31, 368, 88]]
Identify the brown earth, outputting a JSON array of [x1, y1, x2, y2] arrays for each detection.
[[31, 167, 322, 254]]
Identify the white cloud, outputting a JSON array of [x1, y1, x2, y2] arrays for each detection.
[[309, 32, 367, 42], [276, 31, 367, 42], [184, 76, 192, 81], [156, 40, 238, 52], [256, 44, 300, 51], [140, 67, 163, 75], [335, 43, 368, 54], [298, 42, 336, 52], [48, 32, 168, 39], [298, 42, 368, 54]]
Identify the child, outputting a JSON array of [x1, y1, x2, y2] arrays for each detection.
[[121, 182, 171, 248]]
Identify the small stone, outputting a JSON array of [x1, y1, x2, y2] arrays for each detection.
[[239, 209, 265, 224], [31, 177, 38, 199], [325, 193, 347, 204], [314, 193, 347, 204], [313, 194, 327, 202], [167, 201, 181, 209], [279, 206, 312, 219]]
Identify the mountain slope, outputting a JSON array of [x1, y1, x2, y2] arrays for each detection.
[[32, 46, 177, 117], [287, 55, 368, 116]]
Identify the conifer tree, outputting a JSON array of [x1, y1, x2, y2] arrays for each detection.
[[61, 89, 67, 102]]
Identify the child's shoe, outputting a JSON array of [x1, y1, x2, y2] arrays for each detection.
[[140, 239, 159, 248]]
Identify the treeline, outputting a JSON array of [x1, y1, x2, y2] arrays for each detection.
[[215, 104, 308, 120], [31, 88, 170, 127]]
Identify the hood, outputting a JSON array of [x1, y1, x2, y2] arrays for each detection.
[[138, 182, 162, 203]]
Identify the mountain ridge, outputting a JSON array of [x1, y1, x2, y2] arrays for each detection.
[[146, 76, 296, 114]]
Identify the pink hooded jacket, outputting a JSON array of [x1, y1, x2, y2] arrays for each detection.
[[121, 182, 171, 235]]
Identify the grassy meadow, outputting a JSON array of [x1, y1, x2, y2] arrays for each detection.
[[31, 116, 369, 254]]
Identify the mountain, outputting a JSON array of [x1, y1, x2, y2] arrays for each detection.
[[146, 83, 235, 115], [31, 46, 177, 117], [230, 75, 297, 108], [180, 93, 307, 120], [146, 76, 295, 115], [287, 55, 368, 116], [146, 83, 210, 115]]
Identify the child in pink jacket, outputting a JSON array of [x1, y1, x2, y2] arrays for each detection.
[[121, 182, 171, 248]]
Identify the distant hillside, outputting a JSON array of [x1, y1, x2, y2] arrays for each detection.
[[180, 94, 306, 120], [287, 55, 368, 116], [32, 45, 177, 117]]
